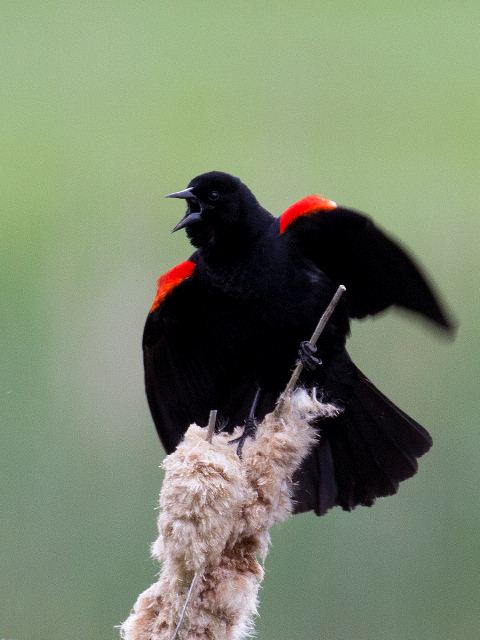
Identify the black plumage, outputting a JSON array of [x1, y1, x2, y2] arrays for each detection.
[[143, 171, 453, 515]]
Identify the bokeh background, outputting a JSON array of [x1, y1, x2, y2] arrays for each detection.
[[2, 2, 479, 639]]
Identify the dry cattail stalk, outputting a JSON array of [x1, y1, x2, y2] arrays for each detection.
[[121, 389, 341, 640]]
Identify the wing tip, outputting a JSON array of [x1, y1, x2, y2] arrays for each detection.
[[418, 299, 457, 337], [434, 314, 458, 338]]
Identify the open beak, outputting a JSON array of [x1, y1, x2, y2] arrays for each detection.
[[171, 211, 202, 232], [166, 187, 203, 232]]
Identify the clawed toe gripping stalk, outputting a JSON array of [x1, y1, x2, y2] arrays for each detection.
[[297, 340, 322, 371], [229, 386, 261, 457], [229, 417, 258, 458]]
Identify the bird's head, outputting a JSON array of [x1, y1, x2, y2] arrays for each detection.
[[167, 171, 269, 249]]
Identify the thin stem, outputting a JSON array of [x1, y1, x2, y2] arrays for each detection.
[[274, 284, 346, 416], [170, 572, 200, 640], [206, 409, 218, 443]]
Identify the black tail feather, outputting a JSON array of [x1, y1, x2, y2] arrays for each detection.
[[293, 369, 432, 516]]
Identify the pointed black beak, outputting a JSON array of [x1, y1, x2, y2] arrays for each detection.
[[165, 187, 196, 200], [166, 187, 203, 232], [171, 211, 202, 232]]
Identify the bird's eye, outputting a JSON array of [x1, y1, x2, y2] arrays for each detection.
[[208, 190, 220, 202]]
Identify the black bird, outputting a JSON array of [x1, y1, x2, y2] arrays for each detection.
[[143, 171, 453, 516]]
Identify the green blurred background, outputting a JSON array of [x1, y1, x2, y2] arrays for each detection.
[[2, 2, 479, 639]]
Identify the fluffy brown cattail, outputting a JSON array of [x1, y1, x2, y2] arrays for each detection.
[[121, 389, 340, 640]]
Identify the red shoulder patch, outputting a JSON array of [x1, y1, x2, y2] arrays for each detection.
[[279, 194, 337, 234], [150, 260, 196, 312]]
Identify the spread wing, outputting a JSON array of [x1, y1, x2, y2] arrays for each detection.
[[142, 260, 217, 453], [280, 196, 453, 330], [142, 259, 257, 453]]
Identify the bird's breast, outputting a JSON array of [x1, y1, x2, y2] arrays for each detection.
[[198, 249, 335, 336]]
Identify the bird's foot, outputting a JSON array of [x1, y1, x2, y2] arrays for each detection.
[[297, 341, 322, 371], [229, 417, 257, 458]]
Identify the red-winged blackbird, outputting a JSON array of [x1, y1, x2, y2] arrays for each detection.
[[143, 171, 453, 516]]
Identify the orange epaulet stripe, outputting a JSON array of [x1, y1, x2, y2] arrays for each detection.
[[279, 194, 337, 234], [150, 260, 196, 312]]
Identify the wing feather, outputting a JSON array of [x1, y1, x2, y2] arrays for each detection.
[[143, 261, 218, 452], [143, 260, 258, 453], [281, 204, 453, 330]]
